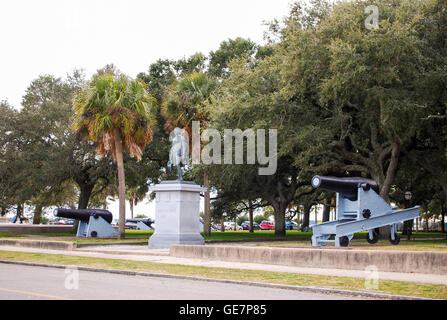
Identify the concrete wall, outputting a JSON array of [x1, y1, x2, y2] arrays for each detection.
[[0, 224, 73, 233], [170, 245, 447, 275], [0, 239, 77, 251]]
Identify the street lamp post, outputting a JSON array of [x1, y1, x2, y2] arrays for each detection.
[[404, 191, 413, 240]]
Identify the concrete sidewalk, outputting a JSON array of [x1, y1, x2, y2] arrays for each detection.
[[0, 245, 446, 286]]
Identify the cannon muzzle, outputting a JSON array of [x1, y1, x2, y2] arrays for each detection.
[[53, 208, 113, 224], [311, 176, 379, 201]]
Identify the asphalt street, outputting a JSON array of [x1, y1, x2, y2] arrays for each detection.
[[0, 264, 357, 300]]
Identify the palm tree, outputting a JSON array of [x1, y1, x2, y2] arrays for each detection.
[[126, 186, 146, 219], [162, 71, 216, 236], [74, 72, 156, 239]]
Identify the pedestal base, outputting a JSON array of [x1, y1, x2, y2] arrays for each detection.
[[148, 181, 206, 249]]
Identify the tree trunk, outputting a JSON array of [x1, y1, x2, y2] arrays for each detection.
[[115, 129, 126, 239], [406, 220, 413, 241], [375, 140, 400, 239], [220, 216, 225, 232], [441, 212, 445, 234], [301, 205, 310, 231], [130, 199, 134, 219], [77, 183, 94, 210], [203, 172, 211, 236], [33, 205, 43, 225], [16, 204, 23, 223], [248, 200, 254, 233], [273, 203, 286, 237], [73, 183, 95, 234], [234, 216, 237, 231], [441, 185, 447, 234], [441, 202, 446, 234], [402, 221, 408, 235], [322, 199, 331, 223]]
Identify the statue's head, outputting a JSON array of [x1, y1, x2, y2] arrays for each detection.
[[173, 127, 181, 136]]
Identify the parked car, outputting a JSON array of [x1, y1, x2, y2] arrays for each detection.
[[224, 222, 242, 231], [200, 218, 218, 232], [54, 218, 74, 225], [240, 221, 261, 230], [259, 220, 275, 230], [285, 221, 298, 230]]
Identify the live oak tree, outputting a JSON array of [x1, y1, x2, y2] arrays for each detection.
[[205, 52, 317, 236], [0, 101, 22, 214], [1, 75, 84, 221], [74, 72, 157, 239], [0, 73, 120, 226], [271, 0, 446, 237], [208, 37, 257, 78]]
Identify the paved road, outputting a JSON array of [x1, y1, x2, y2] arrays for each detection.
[[1, 245, 446, 285], [0, 264, 357, 300]]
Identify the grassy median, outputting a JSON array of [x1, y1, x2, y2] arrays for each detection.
[[0, 250, 445, 299]]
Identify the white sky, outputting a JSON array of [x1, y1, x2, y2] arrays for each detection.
[[0, 0, 295, 220], [0, 0, 293, 108]]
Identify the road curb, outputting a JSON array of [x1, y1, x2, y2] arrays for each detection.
[[0, 259, 433, 300]]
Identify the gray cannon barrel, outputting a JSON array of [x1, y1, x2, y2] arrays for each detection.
[[53, 208, 113, 224], [311, 176, 379, 201]]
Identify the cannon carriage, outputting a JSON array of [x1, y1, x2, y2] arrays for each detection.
[[310, 176, 420, 247], [54, 208, 118, 238]]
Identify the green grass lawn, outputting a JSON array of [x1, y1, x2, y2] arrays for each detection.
[[263, 239, 447, 251], [1, 230, 445, 245], [0, 250, 444, 299]]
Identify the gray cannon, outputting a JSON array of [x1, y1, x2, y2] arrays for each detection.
[[310, 176, 420, 247], [126, 218, 154, 230], [54, 208, 118, 238]]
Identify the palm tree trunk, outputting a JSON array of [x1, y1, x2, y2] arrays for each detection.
[[130, 199, 134, 219], [115, 129, 126, 239]]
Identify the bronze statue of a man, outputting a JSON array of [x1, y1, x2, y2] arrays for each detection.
[[167, 127, 188, 181]]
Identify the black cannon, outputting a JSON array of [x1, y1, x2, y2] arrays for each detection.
[[53, 208, 118, 238], [310, 175, 419, 247], [311, 176, 379, 201], [54, 208, 113, 224]]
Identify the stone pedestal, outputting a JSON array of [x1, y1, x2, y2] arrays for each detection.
[[148, 181, 206, 249]]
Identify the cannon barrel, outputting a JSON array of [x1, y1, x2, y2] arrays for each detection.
[[311, 176, 379, 201], [53, 208, 113, 224]]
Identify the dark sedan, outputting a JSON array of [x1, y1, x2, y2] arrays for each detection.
[[240, 221, 261, 230]]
